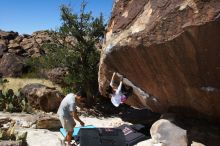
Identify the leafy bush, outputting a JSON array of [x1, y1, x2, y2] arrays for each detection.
[[0, 78, 3, 85], [27, 1, 106, 105], [0, 89, 32, 113], [24, 57, 47, 78]]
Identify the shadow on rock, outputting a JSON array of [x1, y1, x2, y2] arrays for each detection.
[[162, 113, 220, 146], [119, 107, 160, 136]]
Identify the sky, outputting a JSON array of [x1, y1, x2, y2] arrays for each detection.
[[0, 0, 113, 34]]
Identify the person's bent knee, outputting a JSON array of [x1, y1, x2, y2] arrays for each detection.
[[67, 131, 73, 135]]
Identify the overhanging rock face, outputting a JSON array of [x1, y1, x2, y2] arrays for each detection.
[[98, 0, 220, 120]]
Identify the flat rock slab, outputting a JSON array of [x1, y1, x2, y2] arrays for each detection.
[[0, 140, 23, 146], [24, 128, 64, 146], [0, 112, 60, 129]]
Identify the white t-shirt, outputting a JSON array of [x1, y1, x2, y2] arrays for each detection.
[[57, 93, 76, 118], [111, 81, 126, 107]]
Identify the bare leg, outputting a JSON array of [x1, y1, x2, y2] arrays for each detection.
[[65, 131, 73, 146]]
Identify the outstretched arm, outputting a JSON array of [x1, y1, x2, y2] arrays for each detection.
[[116, 81, 123, 94], [110, 72, 116, 88], [110, 72, 116, 87], [72, 111, 85, 126]]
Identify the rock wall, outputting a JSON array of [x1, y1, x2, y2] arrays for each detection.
[[0, 30, 75, 78], [0, 30, 50, 58], [99, 0, 220, 120], [0, 30, 52, 77]]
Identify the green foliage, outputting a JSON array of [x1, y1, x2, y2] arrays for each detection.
[[24, 58, 46, 78], [27, 1, 106, 101], [62, 86, 75, 95], [0, 78, 3, 85], [0, 89, 31, 113]]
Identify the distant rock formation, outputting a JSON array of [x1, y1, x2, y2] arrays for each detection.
[[99, 0, 220, 121], [0, 30, 50, 58], [0, 30, 75, 78], [0, 30, 52, 77]]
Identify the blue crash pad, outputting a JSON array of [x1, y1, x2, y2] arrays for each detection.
[[60, 125, 96, 137]]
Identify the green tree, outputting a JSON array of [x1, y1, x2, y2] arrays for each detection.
[[30, 1, 105, 104]]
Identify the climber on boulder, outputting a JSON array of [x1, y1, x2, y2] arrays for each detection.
[[106, 72, 133, 107]]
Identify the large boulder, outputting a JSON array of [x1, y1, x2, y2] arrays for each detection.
[[150, 119, 187, 146], [150, 115, 220, 146], [20, 83, 64, 112], [99, 0, 220, 120], [0, 53, 28, 77]]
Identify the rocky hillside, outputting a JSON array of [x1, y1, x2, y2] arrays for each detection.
[[0, 30, 51, 77], [99, 0, 220, 121], [0, 30, 50, 58], [0, 30, 73, 80]]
